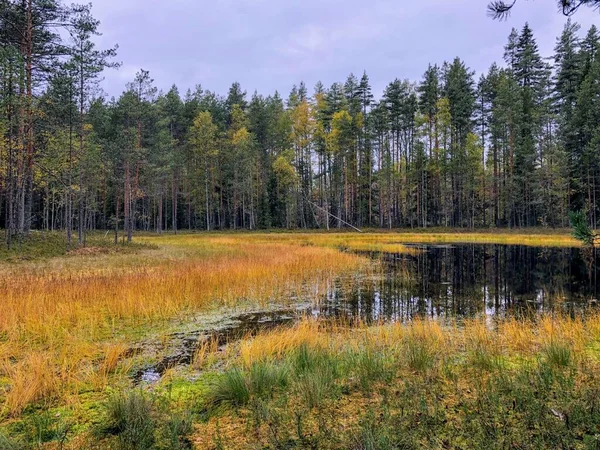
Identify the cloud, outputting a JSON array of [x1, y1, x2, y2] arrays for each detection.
[[89, 0, 599, 100]]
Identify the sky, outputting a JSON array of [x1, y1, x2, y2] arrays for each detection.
[[90, 0, 599, 100]]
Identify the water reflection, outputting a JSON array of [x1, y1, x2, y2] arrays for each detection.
[[322, 244, 599, 322]]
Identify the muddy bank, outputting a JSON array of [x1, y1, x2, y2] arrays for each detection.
[[133, 306, 313, 383]]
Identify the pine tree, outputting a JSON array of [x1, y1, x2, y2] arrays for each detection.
[[443, 58, 476, 226], [67, 3, 118, 244], [188, 111, 218, 230], [511, 24, 551, 226], [554, 20, 584, 212]]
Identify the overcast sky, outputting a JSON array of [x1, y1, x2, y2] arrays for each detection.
[[90, 0, 599, 100]]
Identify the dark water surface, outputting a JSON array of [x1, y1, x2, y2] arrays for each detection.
[[321, 244, 600, 322], [135, 243, 599, 383]]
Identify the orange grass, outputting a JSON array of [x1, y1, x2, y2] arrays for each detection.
[[0, 230, 581, 418], [0, 234, 365, 416], [232, 313, 600, 369]]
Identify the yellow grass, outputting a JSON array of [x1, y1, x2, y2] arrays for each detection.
[[232, 313, 600, 369], [195, 312, 600, 449], [213, 230, 578, 250], [0, 234, 365, 416], [239, 320, 327, 367], [0, 230, 580, 418], [388, 231, 578, 247]]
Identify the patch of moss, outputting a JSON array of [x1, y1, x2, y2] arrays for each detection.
[[0, 231, 153, 262]]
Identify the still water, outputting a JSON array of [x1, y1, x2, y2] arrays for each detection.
[[136, 244, 600, 382], [322, 244, 599, 321]]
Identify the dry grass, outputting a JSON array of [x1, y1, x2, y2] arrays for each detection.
[[228, 230, 578, 250], [0, 230, 580, 420], [239, 320, 327, 367], [395, 232, 578, 247], [231, 312, 600, 371], [0, 234, 365, 416]]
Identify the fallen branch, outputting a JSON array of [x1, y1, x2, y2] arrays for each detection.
[[306, 200, 363, 233]]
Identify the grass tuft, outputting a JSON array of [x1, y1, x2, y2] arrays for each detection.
[[99, 390, 155, 450], [351, 346, 389, 391], [248, 362, 289, 399], [205, 368, 250, 409], [543, 342, 573, 368]]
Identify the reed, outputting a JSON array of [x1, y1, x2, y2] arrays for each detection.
[[0, 234, 364, 416]]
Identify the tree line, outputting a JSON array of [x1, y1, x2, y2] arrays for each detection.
[[1, 1, 600, 245]]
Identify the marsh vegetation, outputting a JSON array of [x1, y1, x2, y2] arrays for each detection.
[[0, 231, 599, 448]]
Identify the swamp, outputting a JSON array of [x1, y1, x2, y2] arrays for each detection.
[[1, 232, 599, 449], [2, 1, 600, 446]]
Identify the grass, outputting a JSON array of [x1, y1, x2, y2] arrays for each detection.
[[194, 313, 600, 449], [0, 230, 149, 262], [0, 233, 364, 417], [94, 389, 195, 449], [0, 229, 588, 447], [219, 229, 579, 250], [543, 341, 574, 368], [205, 369, 250, 408], [98, 390, 156, 450]]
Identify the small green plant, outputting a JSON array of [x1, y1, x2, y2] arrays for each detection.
[[354, 409, 393, 450], [296, 364, 337, 409], [248, 361, 289, 399], [248, 397, 271, 430], [543, 342, 573, 368], [291, 343, 340, 408], [293, 343, 320, 373], [406, 340, 435, 372], [157, 410, 194, 450], [205, 368, 250, 408], [470, 348, 504, 372], [352, 347, 388, 391], [99, 390, 155, 450], [23, 411, 71, 448]]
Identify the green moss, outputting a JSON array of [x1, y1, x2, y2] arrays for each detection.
[[0, 231, 153, 262], [192, 333, 600, 449]]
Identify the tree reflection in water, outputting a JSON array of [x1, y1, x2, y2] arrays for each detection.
[[322, 245, 599, 322]]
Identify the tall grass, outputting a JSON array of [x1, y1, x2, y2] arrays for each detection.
[[543, 342, 573, 367], [0, 230, 585, 426], [0, 234, 364, 416]]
